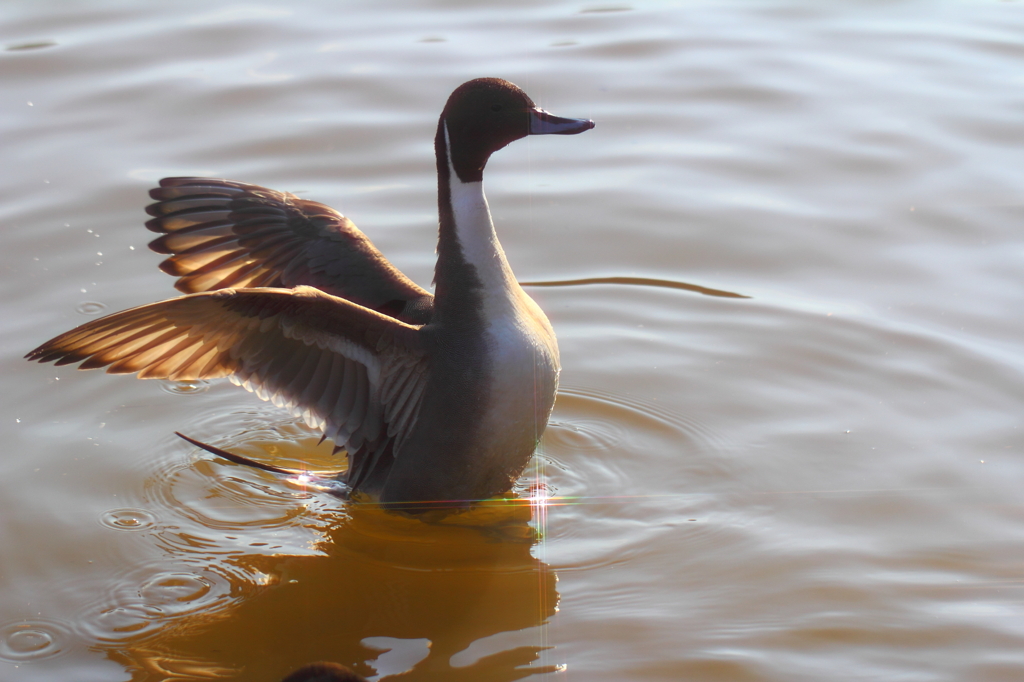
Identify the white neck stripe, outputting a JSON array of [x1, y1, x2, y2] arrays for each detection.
[[443, 122, 520, 309]]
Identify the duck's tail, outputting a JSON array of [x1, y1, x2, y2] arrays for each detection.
[[175, 431, 350, 498]]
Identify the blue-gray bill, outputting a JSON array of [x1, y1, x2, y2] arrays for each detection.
[[529, 108, 595, 135]]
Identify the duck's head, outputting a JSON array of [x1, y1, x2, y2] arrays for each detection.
[[440, 77, 595, 183], [280, 662, 367, 682]]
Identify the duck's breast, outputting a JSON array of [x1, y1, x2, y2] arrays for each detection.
[[474, 287, 560, 473]]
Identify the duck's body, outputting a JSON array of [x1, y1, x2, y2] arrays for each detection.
[[27, 78, 592, 508], [381, 121, 562, 502]]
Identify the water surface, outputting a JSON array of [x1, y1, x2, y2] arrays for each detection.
[[3, 1, 1024, 680]]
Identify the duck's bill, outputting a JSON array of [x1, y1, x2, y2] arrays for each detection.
[[529, 108, 595, 135]]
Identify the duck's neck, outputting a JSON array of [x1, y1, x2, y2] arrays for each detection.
[[433, 121, 518, 324]]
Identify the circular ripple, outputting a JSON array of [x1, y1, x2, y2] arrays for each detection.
[[150, 456, 312, 532], [99, 508, 157, 531], [75, 301, 107, 315], [554, 386, 729, 448], [145, 415, 339, 535], [545, 418, 628, 452], [543, 386, 734, 477], [0, 619, 71, 662], [124, 412, 339, 569], [524, 386, 735, 571], [81, 564, 237, 643], [91, 605, 151, 638], [139, 572, 213, 612], [160, 379, 211, 395]]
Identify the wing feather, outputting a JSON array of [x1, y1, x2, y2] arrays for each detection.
[[27, 286, 429, 483], [145, 177, 433, 325]]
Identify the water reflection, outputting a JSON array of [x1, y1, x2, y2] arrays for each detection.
[[82, 386, 703, 679], [6, 0, 1024, 679], [3, 39, 58, 51], [98, 497, 558, 681], [521, 275, 749, 299]]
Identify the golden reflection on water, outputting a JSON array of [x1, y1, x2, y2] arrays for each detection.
[[103, 494, 558, 681], [76, 388, 691, 680]]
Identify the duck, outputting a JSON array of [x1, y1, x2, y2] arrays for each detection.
[[26, 78, 594, 509], [279, 662, 368, 682]]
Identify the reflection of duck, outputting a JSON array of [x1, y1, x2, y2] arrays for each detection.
[[27, 78, 593, 508], [281, 662, 367, 682], [103, 505, 560, 679]]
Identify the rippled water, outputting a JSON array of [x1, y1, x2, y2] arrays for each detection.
[[4, 1, 1024, 680]]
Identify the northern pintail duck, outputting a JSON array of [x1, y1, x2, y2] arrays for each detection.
[[27, 78, 593, 508]]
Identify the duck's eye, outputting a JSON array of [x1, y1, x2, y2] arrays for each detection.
[[491, 104, 502, 112]]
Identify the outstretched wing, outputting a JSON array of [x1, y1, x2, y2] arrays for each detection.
[[26, 286, 429, 486], [146, 177, 434, 325]]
